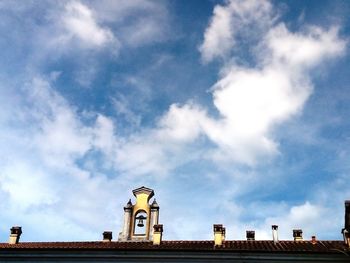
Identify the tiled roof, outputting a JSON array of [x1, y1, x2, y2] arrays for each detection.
[[0, 240, 348, 253]]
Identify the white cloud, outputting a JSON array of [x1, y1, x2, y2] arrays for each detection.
[[169, 0, 347, 165], [93, 114, 117, 155], [111, 19, 346, 167], [26, 77, 92, 166], [60, 1, 117, 49], [266, 25, 346, 68], [158, 103, 206, 142], [253, 201, 332, 240], [199, 4, 233, 63], [0, 163, 58, 209], [199, 0, 274, 63], [0, 75, 129, 241]]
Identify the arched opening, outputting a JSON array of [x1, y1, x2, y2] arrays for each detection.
[[134, 210, 147, 235]]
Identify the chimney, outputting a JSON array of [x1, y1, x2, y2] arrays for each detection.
[[9, 226, 22, 244], [345, 200, 350, 230], [213, 224, 224, 246], [272, 225, 278, 243], [153, 224, 163, 245], [221, 227, 226, 242], [342, 200, 350, 247], [102, 231, 112, 242], [293, 229, 303, 241], [311, 235, 317, 245], [246, 230, 255, 241], [343, 229, 350, 247]]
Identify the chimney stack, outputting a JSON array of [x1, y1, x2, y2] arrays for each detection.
[[221, 227, 226, 242], [293, 229, 303, 241], [153, 224, 163, 245], [246, 230, 255, 241], [342, 200, 350, 247], [345, 201, 350, 230], [9, 226, 22, 244], [311, 235, 317, 245], [272, 225, 278, 243], [213, 224, 224, 246], [102, 231, 112, 242]]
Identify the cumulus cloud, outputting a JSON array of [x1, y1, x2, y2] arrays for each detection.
[[157, 0, 346, 165], [106, 1, 346, 169]]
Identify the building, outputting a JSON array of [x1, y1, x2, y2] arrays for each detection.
[[0, 186, 349, 262]]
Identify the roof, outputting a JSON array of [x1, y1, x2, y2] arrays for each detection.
[[0, 240, 348, 254]]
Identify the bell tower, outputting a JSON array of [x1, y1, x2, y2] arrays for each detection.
[[118, 186, 160, 241]]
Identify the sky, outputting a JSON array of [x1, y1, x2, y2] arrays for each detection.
[[0, 0, 350, 242]]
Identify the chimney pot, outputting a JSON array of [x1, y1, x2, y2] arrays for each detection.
[[103, 231, 112, 242], [246, 230, 255, 241], [293, 229, 303, 241], [9, 226, 22, 244]]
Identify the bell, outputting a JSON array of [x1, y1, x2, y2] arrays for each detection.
[[136, 214, 146, 227], [137, 218, 144, 227]]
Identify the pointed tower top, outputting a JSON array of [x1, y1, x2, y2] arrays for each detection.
[[132, 186, 154, 199], [126, 199, 132, 207], [151, 199, 159, 208]]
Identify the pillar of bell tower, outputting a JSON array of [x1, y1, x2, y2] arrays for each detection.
[[149, 199, 159, 240], [118, 199, 133, 241]]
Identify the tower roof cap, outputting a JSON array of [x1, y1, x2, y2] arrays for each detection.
[[132, 186, 154, 199], [151, 199, 159, 208]]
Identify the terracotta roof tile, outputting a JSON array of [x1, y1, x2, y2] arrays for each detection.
[[0, 240, 348, 253]]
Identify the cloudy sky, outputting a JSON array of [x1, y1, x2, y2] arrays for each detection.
[[0, 0, 349, 242]]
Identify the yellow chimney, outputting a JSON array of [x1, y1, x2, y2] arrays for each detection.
[[213, 224, 224, 246], [153, 224, 163, 245]]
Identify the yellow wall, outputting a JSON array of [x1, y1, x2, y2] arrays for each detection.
[[130, 193, 151, 239], [214, 232, 223, 246]]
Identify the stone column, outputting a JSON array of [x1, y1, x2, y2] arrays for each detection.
[[118, 200, 133, 241], [149, 199, 159, 240]]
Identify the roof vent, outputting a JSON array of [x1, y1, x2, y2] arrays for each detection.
[[272, 225, 278, 243], [102, 231, 113, 242], [293, 229, 303, 241], [9, 226, 22, 244], [246, 230, 255, 241]]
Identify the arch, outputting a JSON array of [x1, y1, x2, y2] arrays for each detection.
[[134, 210, 147, 235]]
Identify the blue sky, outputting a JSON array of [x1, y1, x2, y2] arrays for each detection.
[[0, 0, 349, 242]]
